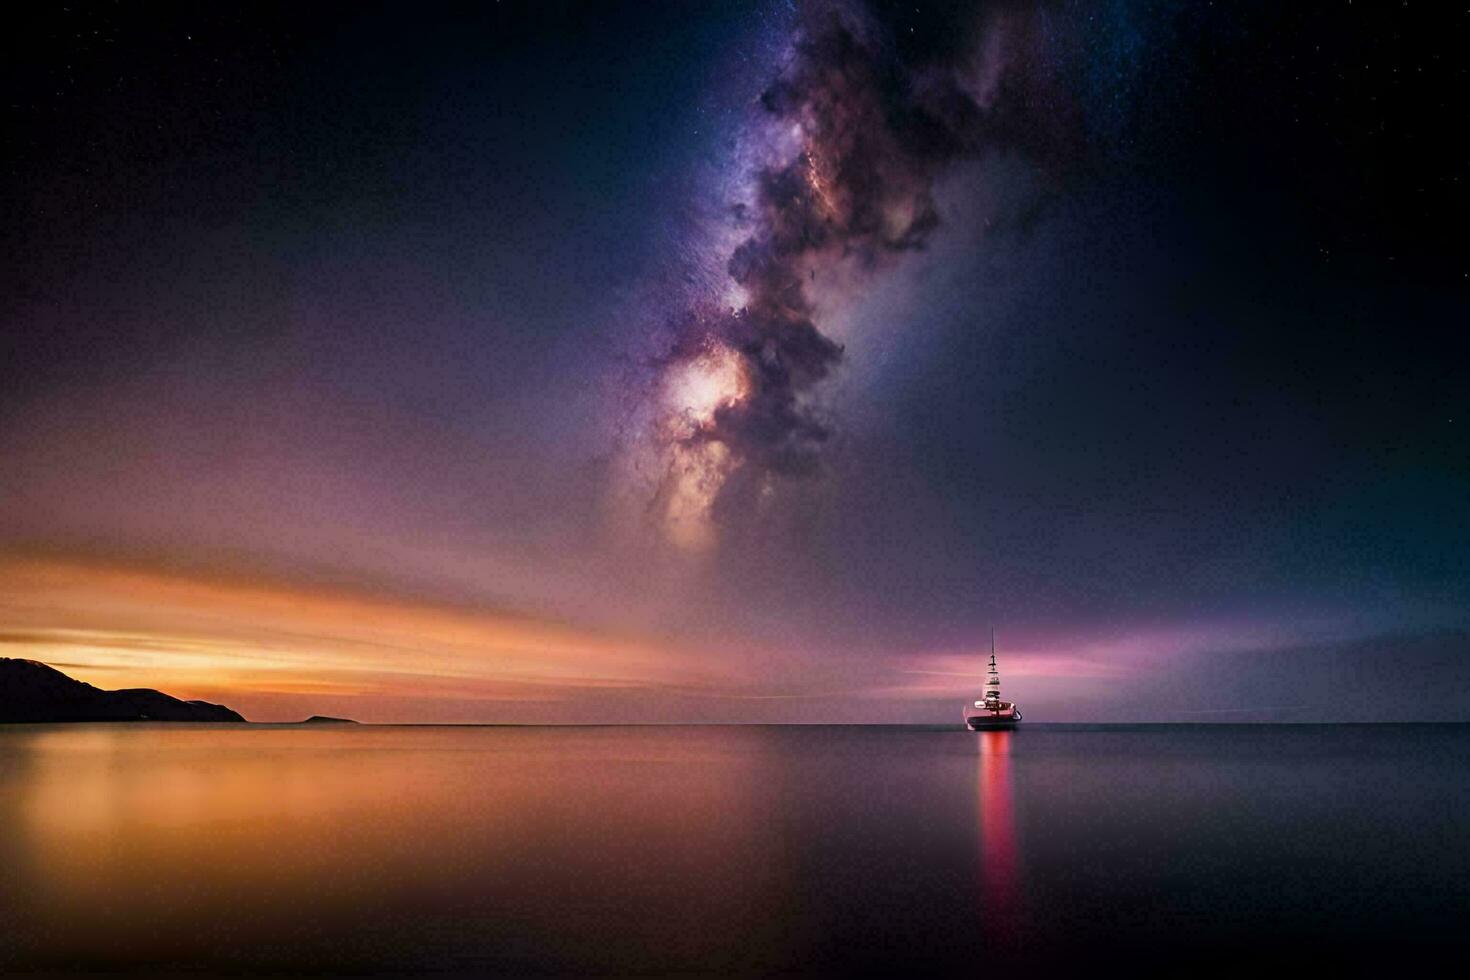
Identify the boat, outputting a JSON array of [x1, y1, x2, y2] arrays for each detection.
[[964, 631, 1022, 730]]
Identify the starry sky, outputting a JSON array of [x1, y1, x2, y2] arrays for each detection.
[[2, 1, 1466, 722]]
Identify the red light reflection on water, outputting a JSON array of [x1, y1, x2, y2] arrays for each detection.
[[978, 730, 1022, 943]]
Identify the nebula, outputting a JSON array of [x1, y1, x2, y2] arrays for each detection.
[[627, 0, 1055, 548]]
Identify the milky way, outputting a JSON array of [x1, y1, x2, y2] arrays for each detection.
[[630, 0, 1058, 548]]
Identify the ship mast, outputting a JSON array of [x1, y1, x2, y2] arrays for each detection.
[[984, 627, 1001, 703]]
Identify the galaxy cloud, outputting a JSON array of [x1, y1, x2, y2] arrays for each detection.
[[627, 2, 1065, 548]]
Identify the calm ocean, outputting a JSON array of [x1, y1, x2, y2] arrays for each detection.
[[1, 723, 1466, 975]]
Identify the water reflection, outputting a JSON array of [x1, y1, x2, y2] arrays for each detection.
[[0, 724, 787, 974], [4, 724, 1467, 974], [977, 730, 1022, 947]]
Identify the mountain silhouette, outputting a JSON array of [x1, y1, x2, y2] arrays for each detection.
[[0, 658, 246, 723]]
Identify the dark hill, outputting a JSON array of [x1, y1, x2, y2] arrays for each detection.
[[0, 658, 246, 723], [299, 715, 358, 724]]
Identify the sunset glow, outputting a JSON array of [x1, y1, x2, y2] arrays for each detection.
[[0, 555, 725, 722]]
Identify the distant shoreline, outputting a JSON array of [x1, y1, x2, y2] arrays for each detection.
[[0, 658, 358, 725]]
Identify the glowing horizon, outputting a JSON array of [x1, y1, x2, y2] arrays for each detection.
[[5, 550, 1452, 724], [0, 554, 733, 722]]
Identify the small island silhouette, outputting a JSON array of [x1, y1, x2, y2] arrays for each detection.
[[0, 658, 357, 724]]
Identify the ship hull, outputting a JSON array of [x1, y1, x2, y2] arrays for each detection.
[[964, 702, 1021, 730]]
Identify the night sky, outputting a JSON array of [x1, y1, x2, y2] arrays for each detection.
[[2, 1, 1466, 722]]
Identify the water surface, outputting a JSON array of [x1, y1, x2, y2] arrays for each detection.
[[1, 724, 1466, 974]]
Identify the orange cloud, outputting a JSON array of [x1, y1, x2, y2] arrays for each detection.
[[0, 554, 730, 721]]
